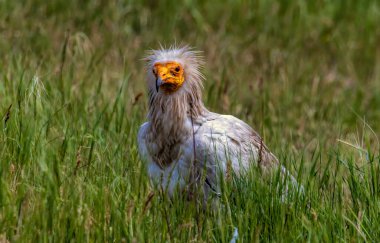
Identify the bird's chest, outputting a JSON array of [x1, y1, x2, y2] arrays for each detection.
[[147, 139, 182, 167], [146, 120, 192, 168]]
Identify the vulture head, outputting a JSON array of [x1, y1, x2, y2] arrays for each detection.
[[144, 46, 204, 98]]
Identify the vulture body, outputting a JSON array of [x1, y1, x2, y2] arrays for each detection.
[[138, 46, 297, 198]]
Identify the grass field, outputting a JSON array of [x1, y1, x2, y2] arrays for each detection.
[[1, 0, 380, 241]]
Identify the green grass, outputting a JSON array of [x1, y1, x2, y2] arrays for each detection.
[[1, 0, 380, 241]]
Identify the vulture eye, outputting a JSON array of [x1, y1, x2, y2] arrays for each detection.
[[175, 66, 180, 72]]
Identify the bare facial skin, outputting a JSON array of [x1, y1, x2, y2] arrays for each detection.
[[153, 61, 184, 93]]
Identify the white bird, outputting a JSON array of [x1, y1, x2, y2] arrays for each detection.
[[138, 46, 299, 199]]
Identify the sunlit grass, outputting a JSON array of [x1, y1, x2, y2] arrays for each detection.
[[0, 0, 380, 241]]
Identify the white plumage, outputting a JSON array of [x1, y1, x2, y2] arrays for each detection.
[[138, 46, 297, 198]]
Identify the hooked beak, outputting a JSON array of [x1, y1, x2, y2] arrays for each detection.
[[155, 78, 162, 92]]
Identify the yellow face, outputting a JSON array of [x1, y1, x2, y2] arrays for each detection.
[[153, 61, 184, 93]]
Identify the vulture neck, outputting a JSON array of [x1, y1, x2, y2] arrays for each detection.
[[146, 73, 207, 167], [147, 86, 207, 144]]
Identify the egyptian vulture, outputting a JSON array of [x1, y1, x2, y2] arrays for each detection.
[[138, 46, 298, 199]]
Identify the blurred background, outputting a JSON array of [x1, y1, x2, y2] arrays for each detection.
[[2, 0, 379, 153]]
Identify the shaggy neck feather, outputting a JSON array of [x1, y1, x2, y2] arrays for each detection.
[[146, 84, 207, 167]]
